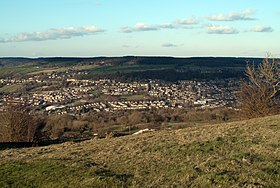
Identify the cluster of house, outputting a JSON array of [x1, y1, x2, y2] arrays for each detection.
[[29, 92, 78, 106], [0, 75, 240, 114], [44, 100, 171, 115], [147, 79, 238, 108], [0, 77, 43, 85], [101, 82, 148, 96]]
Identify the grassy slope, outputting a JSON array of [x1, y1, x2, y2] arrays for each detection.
[[0, 63, 172, 76], [0, 66, 39, 76], [88, 64, 174, 74], [0, 84, 23, 93], [0, 115, 279, 187]]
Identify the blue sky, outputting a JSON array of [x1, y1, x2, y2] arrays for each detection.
[[0, 0, 279, 57]]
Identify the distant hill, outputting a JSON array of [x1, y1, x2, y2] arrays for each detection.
[[0, 56, 264, 81], [0, 115, 279, 187], [0, 56, 263, 67]]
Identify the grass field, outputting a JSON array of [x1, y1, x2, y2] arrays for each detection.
[[0, 115, 279, 187], [88, 64, 174, 74], [29, 64, 99, 75], [0, 66, 39, 76], [0, 64, 99, 77], [0, 84, 23, 93], [119, 94, 146, 101]]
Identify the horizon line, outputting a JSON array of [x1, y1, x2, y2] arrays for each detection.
[[0, 55, 266, 59]]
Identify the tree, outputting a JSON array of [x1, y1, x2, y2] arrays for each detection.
[[239, 54, 280, 118], [0, 108, 44, 143]]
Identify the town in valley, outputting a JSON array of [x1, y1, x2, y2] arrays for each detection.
[[0, 68, 240, 116]]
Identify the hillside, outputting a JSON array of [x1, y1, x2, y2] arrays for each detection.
[[0, 57, 263, 81], [0, 115, 279, 187]]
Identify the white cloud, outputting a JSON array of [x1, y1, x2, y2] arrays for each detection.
[[0, 26, 105, 43], [207, 25, 238, 34], [121, 23, 175, 33], [208, 9, 257, 21], [162, 43, 178, 48], [175, 17, 199, 25], [134, 23, 160, 31], [251, 25, 274, 32], [121, 17, 200, 33]]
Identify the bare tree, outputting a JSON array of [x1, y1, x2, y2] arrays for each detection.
[[0, 108, 44, 143], [239, 54, 280, 118]]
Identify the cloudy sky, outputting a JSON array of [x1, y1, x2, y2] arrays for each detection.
[[0, 0, 279, 57]]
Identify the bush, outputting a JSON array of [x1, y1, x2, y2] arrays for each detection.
[[0, 108, 45, 143], [238, 54, 280, 118]]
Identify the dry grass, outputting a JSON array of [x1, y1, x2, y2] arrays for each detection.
[[0, 115, 279, 187]]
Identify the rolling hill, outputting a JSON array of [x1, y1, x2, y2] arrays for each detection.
[[0, 115, 279, 187], [0, 57, 263, 81]]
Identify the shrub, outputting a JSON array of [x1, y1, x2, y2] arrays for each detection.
[[238, 54, 280, 118], [0, 108, 44, 143]]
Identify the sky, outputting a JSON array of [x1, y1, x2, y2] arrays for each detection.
[[0, 0, 279, 57]]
